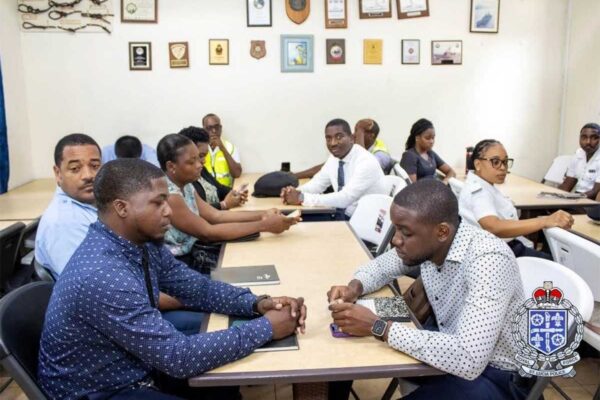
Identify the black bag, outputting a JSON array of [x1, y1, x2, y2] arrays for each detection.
[[252, 171, 299, 197]]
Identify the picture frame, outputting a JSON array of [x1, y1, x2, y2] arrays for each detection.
[[363, 39, 383, 64], [246, 0, 272, 27], [359, 0, 392, 19], [169, 42, 189, 68], [325, 0, 347, 28], [470, 0, 500, 33], [401, 39, 420, 64], [431, 40, 462, 65], [129, 42, 152, 70], [396, 0, 429, 19], [326, 39, 345, 64], [121, 0, 157, 23], [280, 34, 314, 73], [209, 39, 229, 65]]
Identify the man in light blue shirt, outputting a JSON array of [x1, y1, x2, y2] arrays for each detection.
[[35, 134, 101, 277], [101, 135, 159, 166]]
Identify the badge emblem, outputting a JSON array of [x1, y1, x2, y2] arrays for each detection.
[[512, 282, 584, 378], [250, 40, 266, 60], [286, 0, 310, 24]]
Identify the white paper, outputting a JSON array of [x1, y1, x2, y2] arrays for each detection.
[[361, 0, 390, 13], [248, 0, 271, 25], [399, 0, 427, 13], [327, 0, 345, 20]]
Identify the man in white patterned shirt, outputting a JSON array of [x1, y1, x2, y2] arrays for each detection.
[[328, 179, 534, 399]]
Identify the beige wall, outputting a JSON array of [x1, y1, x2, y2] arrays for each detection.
[[4, 0, 573, 182], [560, 0, 600, 155], [0, 0, 33, 189]]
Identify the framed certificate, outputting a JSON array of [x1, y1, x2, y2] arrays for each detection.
[[363, 39, 383, 64], [431, 40, 462, 65], [397, 0, 429, 19], [247, 0, 272, 27], [209, 39, 229, 65], [121, 0, 157, 23], [470, 0, 500, 33], [325, 0, 347, 28], [401, 39, 420, 64], [359, 0, 391, 19], [129, 42, 151, 70]]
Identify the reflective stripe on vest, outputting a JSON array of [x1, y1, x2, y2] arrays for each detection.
[[370, 138, 389, 155], [204, 140, 235, 187]]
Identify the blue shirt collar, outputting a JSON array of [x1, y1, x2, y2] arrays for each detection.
[[55, 186, 98, 212]]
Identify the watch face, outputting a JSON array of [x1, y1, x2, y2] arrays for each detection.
[[372, 319, 387, 336]]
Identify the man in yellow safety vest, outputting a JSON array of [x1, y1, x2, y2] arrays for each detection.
[[202, 113, 242, 187]]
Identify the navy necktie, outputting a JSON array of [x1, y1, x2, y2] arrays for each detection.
[[338, 160, 345, 191]]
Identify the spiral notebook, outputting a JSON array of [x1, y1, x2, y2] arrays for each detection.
[[356, 296, 411, 322]]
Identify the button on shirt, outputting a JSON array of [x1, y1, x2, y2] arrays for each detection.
[[35, 187, 98, 276], [299, 145, 387, 216], [458, 172, 519, 237], [353, 223, 525, 381], [566, 148, 600, 193], [38, 221, 272, 400], [101, 144, 160, 167]]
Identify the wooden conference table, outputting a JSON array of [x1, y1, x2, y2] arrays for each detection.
[[189, 221, 440, 387], [570, 215, 600, 245], [0, 178, 55, 221], [232, 173, 336, 214], [457, 173, 598, 210]]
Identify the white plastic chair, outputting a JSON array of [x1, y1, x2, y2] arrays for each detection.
[[544, 227, 600, 302], [448, 177, 464, 198], [349, 194, 394, 257], [381, 175, 407, 197], [583, 317, 600, 400], [390, 163, 412, 185], [542, 155, 573, 187], [517, 257, 594, 400]]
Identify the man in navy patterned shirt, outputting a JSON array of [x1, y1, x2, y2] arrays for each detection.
[[38, 159, 306, 400]]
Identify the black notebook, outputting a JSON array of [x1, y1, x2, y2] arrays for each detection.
[[212, 265, 280, 287], [229, 316, 299, 352], [356, 296, 411, 322]]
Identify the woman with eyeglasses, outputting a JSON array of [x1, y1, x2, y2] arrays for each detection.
[[458, 139, 573, 259]]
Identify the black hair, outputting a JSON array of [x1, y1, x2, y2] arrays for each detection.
[[325, 118, 352, 135], [94, 159, 165, 213], [581, 123, 600, 134], [467, 139, 502, 170], [202, 113, 218, 126], [156, 134, 194, 171], [405, 118, 434, 150], [54, 133, 101, 166], [178, 126, 209, 145], [393, 178, 459, 227], [368, 120, 380, 137], [114, 135, 143, 159]]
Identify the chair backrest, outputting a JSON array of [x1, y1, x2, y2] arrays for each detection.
[[34, 259, 56, 283], [448, 177, 465, 198], [18, 219, 39, 256], [390, 163, 412, 185], [0, 281, 53, 399], [542, 155, 573, 186], [517, 257, 594, 323], [543, 227, 600, 302], [381, 175, 407, 197], [0, 222, 26, 295], [349, 194, 394, 256]]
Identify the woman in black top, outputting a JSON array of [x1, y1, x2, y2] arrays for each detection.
[[179, 126, 248, 209], [400, 118, 456, 183]]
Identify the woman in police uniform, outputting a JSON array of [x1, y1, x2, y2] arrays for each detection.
[[458, 139, 574, 259]]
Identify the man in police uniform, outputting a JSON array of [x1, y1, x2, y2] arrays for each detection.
[[558, 122, 600, 199], [202, 113, 242, 187]]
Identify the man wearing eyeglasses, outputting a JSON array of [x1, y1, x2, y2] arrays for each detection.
[[202, 113, 242, 187], [458, 139, 572, 259]]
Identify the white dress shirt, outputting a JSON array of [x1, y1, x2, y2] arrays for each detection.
[[353, 223, 525, 381], [565, 148, 600, 193], [299, 144, 387, 216]]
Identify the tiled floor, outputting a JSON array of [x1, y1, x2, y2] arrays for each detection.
[[1, 358, 598, 399]]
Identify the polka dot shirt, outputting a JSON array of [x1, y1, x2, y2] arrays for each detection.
[[353, 223, 526, 381], [38, 221, 272, 400]]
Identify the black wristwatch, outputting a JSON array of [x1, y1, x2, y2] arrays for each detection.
[[371, 319, 389, 342], [252, 295, 271, 316]]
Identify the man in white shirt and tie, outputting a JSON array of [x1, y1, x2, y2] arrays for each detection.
[[281, 118, 387, 220]]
